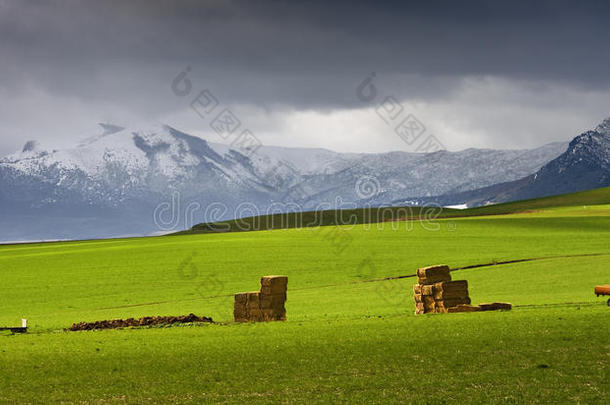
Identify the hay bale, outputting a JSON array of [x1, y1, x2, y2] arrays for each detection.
[[436, 297, 471, 310], [435, 290, 470, 300], [421, 285, 434, 296], [417, 265, 450, 278], [260, 293, 286, 310], [261, 309, 274, 321], [414, 294, 438, 314], [418, 267, 452, 285], [246, 291, 260, 300], [263, 308, 286, 321], [433, 281, 470, 300], [234, 292, 248, 303], [438, 296, 471, 306], [261, 285, 287, 295], [433, 281, 469, 299], [418, 274, 452, 285], [246, 291, 261, 310], [478, 302, 512, 311], [249, 308, 264, 321], [260, 276, 288, 295], [433, 280, 468, 292], [423, 305, 436, 314], [233, 303, 248, 322], [413, 284, 422, 294], [423, 300, 436, 313], [447, 304, 480, 313], [261, 275, 288, 286], [234, 276, 289, 322], [234, 293, 250, 322]]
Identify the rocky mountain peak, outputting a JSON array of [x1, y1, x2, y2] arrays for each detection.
[[594, 117, 610, 136], [567, 118, 610, 163], [22, 140, 40, 153], [98, 123, 125, 136]]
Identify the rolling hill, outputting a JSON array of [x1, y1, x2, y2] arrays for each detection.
[[179, 186, 610, 234]]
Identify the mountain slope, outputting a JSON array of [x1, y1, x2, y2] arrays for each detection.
[[0, 123, 568, 241], [416, 118, 610, 207]]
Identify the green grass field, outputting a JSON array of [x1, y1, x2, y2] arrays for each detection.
[[1, 193, 609, 403]]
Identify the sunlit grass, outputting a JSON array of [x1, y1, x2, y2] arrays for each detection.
[[0, 205, 609, 403]]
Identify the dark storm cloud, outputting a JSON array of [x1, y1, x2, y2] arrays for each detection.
[[1, 0, 610, 155], [2, 0, 610, 107]]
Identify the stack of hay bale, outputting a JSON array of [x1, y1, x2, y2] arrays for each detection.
[[234, 275, 287, 322], [413, 265, 512, 314], [413, 265, 475, 314]]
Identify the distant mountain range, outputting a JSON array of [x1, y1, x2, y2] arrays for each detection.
[[2, 117, 609, 242], [411, 118, 610, 207]]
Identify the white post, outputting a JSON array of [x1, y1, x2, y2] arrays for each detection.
[[22, 319, 27, 328]]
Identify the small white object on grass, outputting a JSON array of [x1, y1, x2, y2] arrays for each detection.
[[22, 319, 27, 328]]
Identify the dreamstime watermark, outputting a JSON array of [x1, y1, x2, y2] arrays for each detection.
[[171, 66, 262, 158], [356, 255, 409, 309], [170, 67, 325, 205], [356, 73, 446, 154], [355, 175, 381, 199], [153, 190, 454, 234], [310, 225, 355, 256], [176, 251, 226, 314]]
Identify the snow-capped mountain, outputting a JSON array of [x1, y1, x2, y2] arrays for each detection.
[[412, 118, 610, 207], [0, 123, 568, 241]]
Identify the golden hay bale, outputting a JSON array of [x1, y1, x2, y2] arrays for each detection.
[[261, 285, 287, 295], [421, 285, 434, 295], [234, 292, 248, 304], [435, 291, 470, 300], [433, 280, 468, 292], [248, 308, 264, 321], [436, 297, 472, 309], [261, 275, 288, 287], [478, 302, 512, 311], [260, 294, 286, 310], [418, 274, 452, 285], [246, 291, 261, 310], [447, 304, 480, 313], [417, 265, 450, 278]]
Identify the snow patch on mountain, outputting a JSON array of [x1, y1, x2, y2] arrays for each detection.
[[0, 121, 573, 240]]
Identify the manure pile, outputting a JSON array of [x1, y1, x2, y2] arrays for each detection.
[[69, 313, 213, 331]]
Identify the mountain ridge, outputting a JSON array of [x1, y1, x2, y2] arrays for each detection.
[[0, 122, 572, 241], [410, 118, 610, 207]]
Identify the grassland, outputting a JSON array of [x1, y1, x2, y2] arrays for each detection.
[[0, 196, 609, 403]]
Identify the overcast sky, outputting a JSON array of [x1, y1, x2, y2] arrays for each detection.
[[1, 0, 610, 156]]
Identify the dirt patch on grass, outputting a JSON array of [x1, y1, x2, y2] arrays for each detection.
[[68, 313, 213, 331]]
